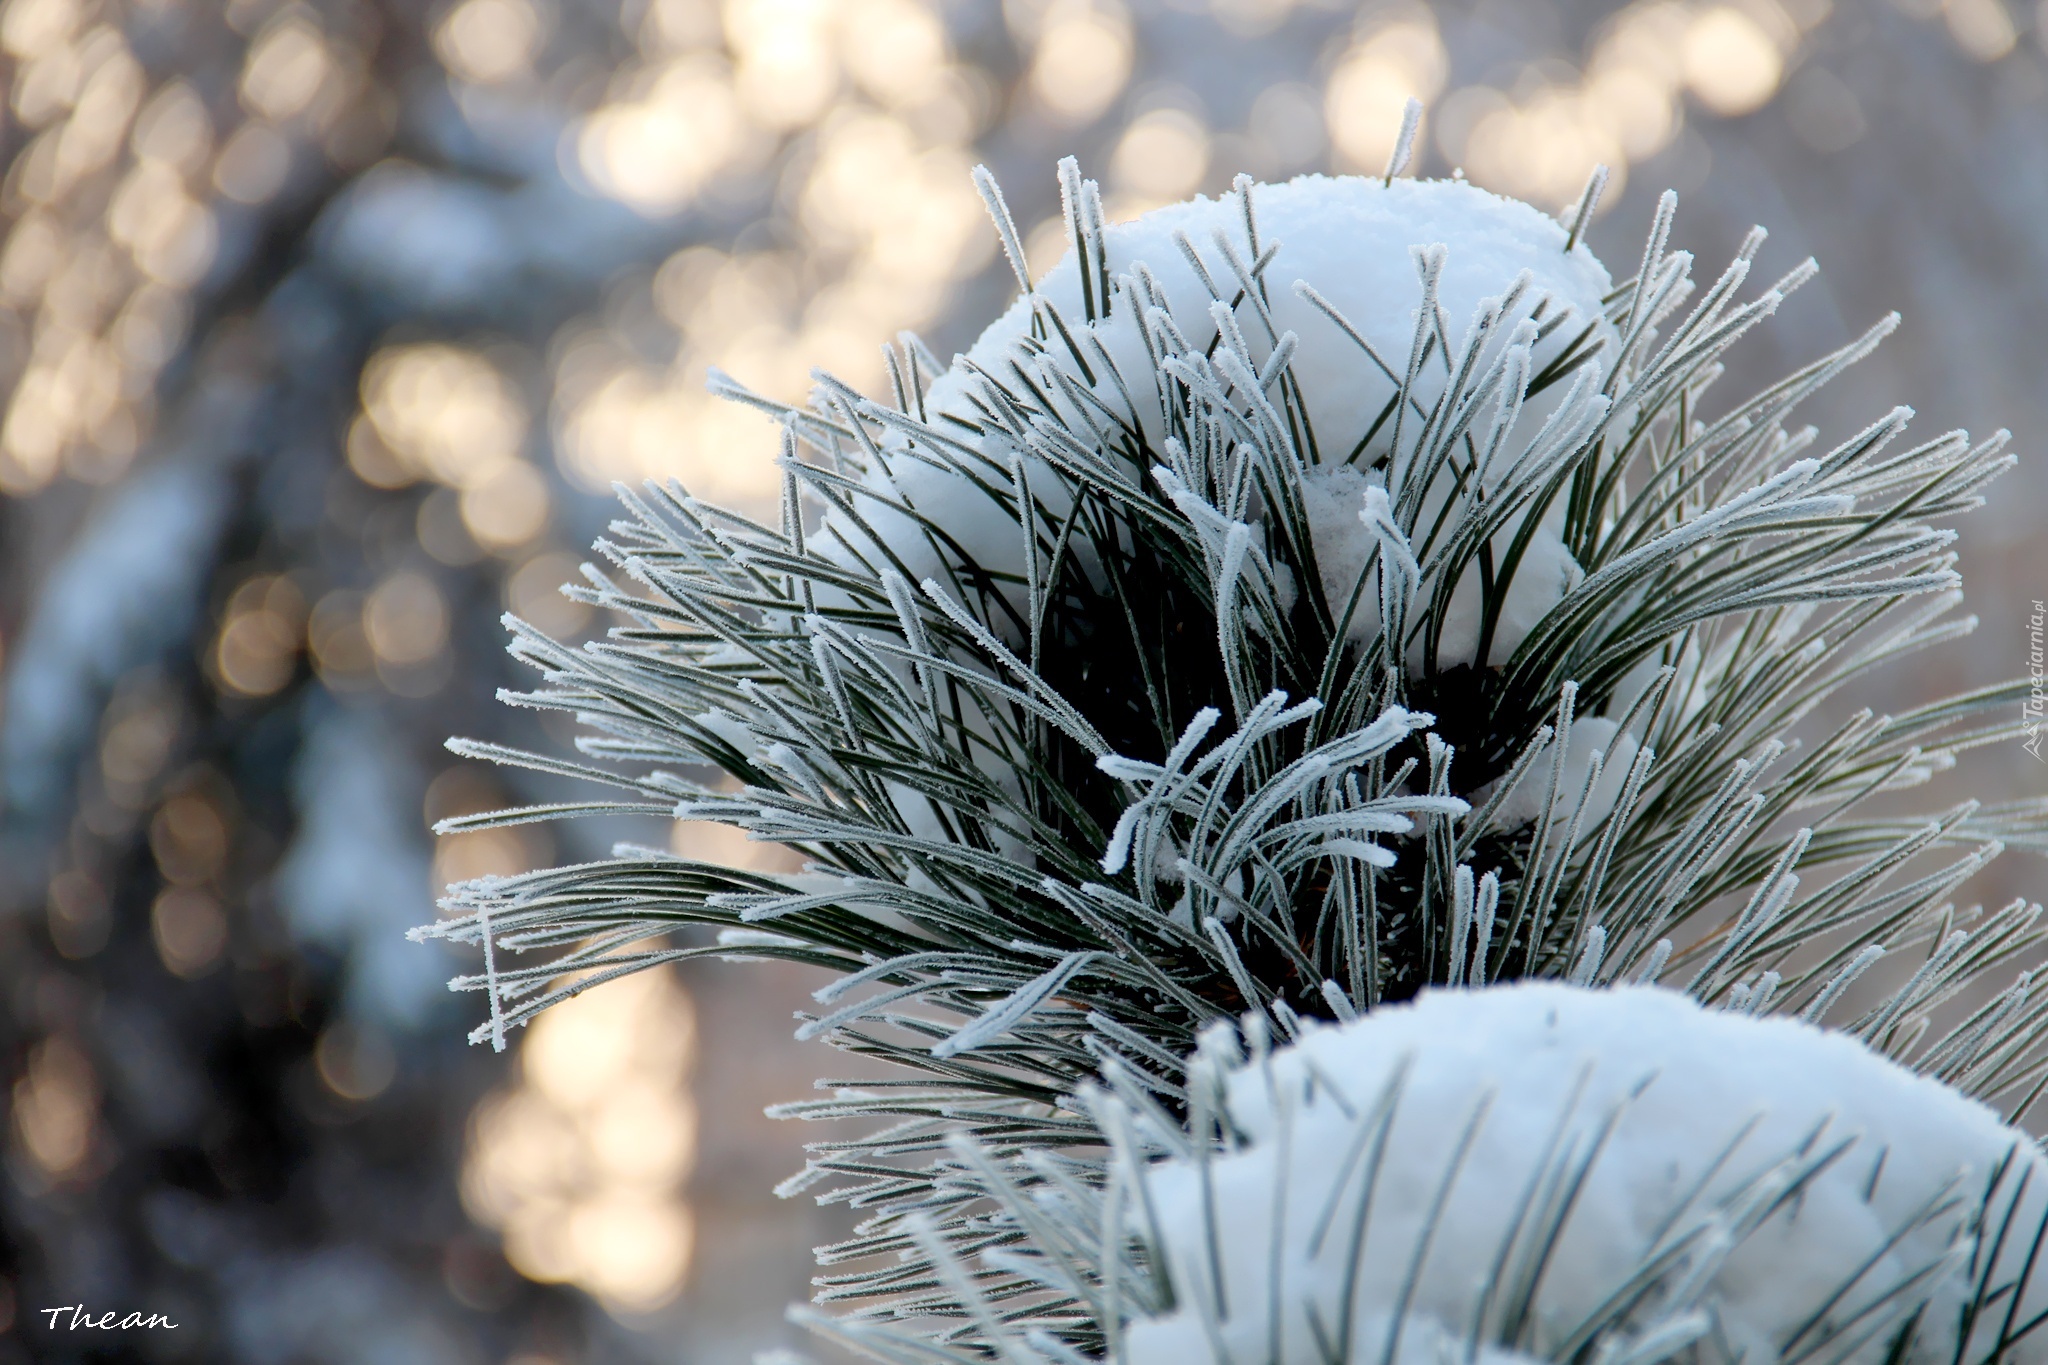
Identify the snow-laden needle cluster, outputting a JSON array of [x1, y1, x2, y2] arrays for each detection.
[[414, 135, 2048, 1363], [811, 986, 2048, 1365]]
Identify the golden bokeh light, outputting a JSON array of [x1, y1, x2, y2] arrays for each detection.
[[316, 1021, 398, 1102], [361, 343, 527, 487], [1594, 1, 1692, 90], [1325, 8, 1447, 171], [1427, 0, 1816, 215], [554, 0, 994, 523], [555, 355, 777, 504], [213, 573, 305, 697], [426, 764, 556, 895], [98, 696, 176, 791], [464, 969, 698, 1315], [1024, 0, 1134, 125], [239, 14, 335, 124], [654, 243, 796, 343], [803, 111, 989, 287], [432, 826, 543, 892], [13, 1035, 98, 1179], [0, 10, 243, 494], [435, 0, 546, 86], [839, 0, 952, 107], [344, 413, 412, 488], [152, 886, 227, 978], [636, 0, 723, 51], [27, 33, 146, 202], [150, 790, 229, 885], [0, 213, 63, 304], [109, 158, 217, 286], [352, 344, 555, 571], [669, 816, 800, 871], [363, 570, 450, 668], [565, 1195, 694, 1312], [131, 80, 213, 175], [726, 0, 841, 129], [575, 55, 752, 214], [1460, 84, 1632, 213], [1944, 0, 2019, 61], [1023, 214, 1071, 282], [507, 551, 594, 639], [1109, 106, 1211, 210], [460, 460, 551, 552], [308, 588, 374, 687], [2, 0, 84, 64], [582, 1084, 697, 1187], [213, 120, 292, 204], [214, 602, 299, 695], [1585, 65, 1677, 162], [111, 283, 190, 372], [1682, 6, 1785, 116]]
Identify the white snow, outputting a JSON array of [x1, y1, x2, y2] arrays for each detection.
[[1124, 982, 2048, 1365], [808, 174, 1616, 671], [964, 175, 1615, 470], [1486, 715, 1640, 835], [691, 707, 762, 761], [1298, 459, 1588, 666]]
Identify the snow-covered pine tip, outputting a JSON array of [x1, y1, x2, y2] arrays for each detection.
[[1127, 983, 2048, 1365], [813, 170, 1617, 674], [421, 148, 2045, 1339], [846, 983, 2048, 1365]]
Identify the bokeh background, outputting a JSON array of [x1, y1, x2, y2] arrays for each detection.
[[0, 0, 2043, 1360]]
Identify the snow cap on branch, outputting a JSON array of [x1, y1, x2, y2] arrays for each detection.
[[1125, 982, 2048, 1365], [814, 174, 1617, 670], [956, 174, 1614, 451]]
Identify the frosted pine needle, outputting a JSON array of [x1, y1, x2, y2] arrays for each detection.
[[414, 159, 2047, 1358]]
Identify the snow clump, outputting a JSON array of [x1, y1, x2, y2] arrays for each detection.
[[1123, 982, 2048, 1365], [807, 173, 1618, 672], [1486, 714, 1641, 835]]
